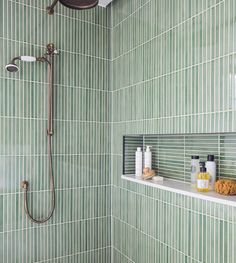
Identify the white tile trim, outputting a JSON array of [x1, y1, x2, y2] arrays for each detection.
[[34, 246, 111, 263]]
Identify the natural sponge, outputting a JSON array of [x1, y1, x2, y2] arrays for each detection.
[[215, 179, 236, 196], [142, 167, 155, 180]]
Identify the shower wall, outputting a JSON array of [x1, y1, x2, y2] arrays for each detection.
[[0, 0, 111, 262], [111, 0, 236, 262]]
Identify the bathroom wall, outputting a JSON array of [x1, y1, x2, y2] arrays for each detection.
[[0, 0, 111, 262], [111, 0, 236, 262]]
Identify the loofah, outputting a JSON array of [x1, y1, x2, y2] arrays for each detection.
[[142, 167, 156, 180], [215, 179, 236, 196]]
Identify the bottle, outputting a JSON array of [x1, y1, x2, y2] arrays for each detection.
[[197, 162, 211, 192], [206, 155, 216, 190], [144, 146, 152, 169], [135, 147, 142, 178], [191, 156, 200, 188]]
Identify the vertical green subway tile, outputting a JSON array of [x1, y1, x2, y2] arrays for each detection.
[[1, 0, 111, 261], [111, 0, 236, 262]]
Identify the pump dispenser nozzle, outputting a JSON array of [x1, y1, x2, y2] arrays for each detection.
[[146, 146, 152, 152]]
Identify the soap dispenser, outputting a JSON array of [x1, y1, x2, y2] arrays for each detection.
[[135, 147, 143, 178], [144, 146, 152, 169], [206, 155, 216, 190], [197, 162, 211, 192]]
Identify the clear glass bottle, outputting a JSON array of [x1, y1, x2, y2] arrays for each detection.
[[191, 156, 200, 188], [206, 154, 216, 190], [197, 163, 211, 192]]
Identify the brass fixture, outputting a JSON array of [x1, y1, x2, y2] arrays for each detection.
[[46, 0, 99, 15], [5, 43, 58, 224]]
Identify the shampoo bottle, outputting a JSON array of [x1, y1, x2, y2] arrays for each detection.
[[135, 147, 142, 178], [191, 156, 200, 188], [206, 155, 216, 190], [144, 146, 152, 169], [197, 162, 211, 192]]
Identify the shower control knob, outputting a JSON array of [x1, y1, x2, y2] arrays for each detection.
[[46, 43, 56, 55], [21, 180, 29, 190]]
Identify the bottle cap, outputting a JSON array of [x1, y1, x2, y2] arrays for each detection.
[[207, 155, 215, 161], [146, 146, 152, 152], [137, 147, 142, 152], [191, 156, 199, 159], [200, 166, 207, 172], [199, 161, 205, 167]]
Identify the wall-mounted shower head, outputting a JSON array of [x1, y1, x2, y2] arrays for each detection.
[[60, 0, 99, 9], [47, 0, 99, 15], [5, 56, 39, 73]]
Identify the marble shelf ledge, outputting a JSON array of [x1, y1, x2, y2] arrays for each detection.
[[121, 175, 236, 207]]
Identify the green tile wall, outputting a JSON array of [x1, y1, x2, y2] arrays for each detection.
[[0, 0, 111, 262], [111, 0, 236, 262], [2, 0, 236, 262]]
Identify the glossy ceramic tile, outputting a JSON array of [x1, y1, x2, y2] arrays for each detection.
[[0, 0, 111, 262], [111, 0, 236, 262]]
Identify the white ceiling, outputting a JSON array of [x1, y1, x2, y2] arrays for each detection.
[[98, 0, 112, 8]]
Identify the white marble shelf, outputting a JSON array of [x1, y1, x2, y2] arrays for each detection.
[[122, 175, 236, 207]]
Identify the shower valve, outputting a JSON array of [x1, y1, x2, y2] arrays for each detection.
[[21, 181, 29, 190]]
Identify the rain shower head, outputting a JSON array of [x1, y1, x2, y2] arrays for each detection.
[[5, 56, 37, 73], [47, 0, 99, 15], [59, 0, 99, 9]]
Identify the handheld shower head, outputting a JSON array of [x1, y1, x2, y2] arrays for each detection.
[[5, 56, 37, 73], [20, 56, 37, 62], [5, 63, 19, 73]]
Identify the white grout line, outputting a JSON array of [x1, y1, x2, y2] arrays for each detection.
[[0, 215, 111, 235], [113, 216, 203, 263], [112, 50, 236, 93], [33, 246, 111, 263], [9, 0, 111, 30], [112, 0, 151, 29], [110, 3, 114, 263], [0, 153, 119, 157], [111, 0, 224, 61], [111, 109, 236, 123], [0, 184, 111, 196], [0, 115, 110, 124], [0, 36, 111, 62], [0, 75, 111, 93], [112, 247, 135, 263]]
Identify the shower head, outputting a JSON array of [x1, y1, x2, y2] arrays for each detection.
[[59, 0, 99, 9], [47, 0, 99, 14], [5, 56, 37, 73], [5, 63, 19, 73]]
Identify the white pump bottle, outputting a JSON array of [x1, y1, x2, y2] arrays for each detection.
[[144, 146, 152, 169], [135, 147, 143, 178]]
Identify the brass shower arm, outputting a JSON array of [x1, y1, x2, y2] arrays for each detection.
[[36, 56, 51, 66], [11, 56, 21, 63], [46, 0, 59, 15]]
